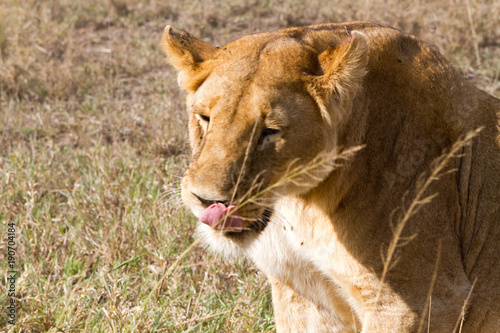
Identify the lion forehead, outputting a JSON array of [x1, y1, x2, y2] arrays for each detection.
[[208, 35, 320, 85]]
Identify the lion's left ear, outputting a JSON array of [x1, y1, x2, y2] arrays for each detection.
[[162, 26, 219, 92], [306, 31, 369, 125]]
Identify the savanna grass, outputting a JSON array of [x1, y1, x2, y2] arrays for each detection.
[[0, 0, 498, 332]]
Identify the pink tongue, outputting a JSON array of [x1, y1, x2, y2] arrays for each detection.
[[199, 203, 243, 232]]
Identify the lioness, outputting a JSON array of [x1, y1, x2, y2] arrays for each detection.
[[162, 22, 500, 332]]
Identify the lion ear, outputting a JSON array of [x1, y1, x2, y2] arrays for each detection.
[[162, 26, 219, 92], [306, 31, 369, 125]]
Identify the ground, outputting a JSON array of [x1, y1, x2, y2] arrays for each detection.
[[0, 0, 499, 332]]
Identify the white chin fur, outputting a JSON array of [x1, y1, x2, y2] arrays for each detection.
[[195, 223, 245, 260]]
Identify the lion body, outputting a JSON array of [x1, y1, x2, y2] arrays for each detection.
[[163, 22, 500, 332]]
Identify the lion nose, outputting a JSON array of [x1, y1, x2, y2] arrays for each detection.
[[190, 191, 230, 208]]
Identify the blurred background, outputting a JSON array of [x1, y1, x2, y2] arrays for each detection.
[[0, 0, 498, 331]]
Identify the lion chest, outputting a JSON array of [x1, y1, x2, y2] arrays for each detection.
[[244, 197, 366, 322]]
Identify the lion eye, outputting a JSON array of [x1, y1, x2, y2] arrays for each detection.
[[196, 114, 210, 123], [258, 128, 280, 144], [195, 114, 210, 132]]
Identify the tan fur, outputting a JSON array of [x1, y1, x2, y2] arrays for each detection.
[[162, 22, 500, 332]]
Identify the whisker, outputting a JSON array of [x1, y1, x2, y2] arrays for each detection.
[[155, 180, 184, 213]]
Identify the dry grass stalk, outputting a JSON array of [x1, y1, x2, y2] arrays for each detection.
[[454, 278, 477, 333], [363, 128, 482, 331], [234, 145, 364, 213], [417, 241, 442, 333], [465, 0, 481, 67]]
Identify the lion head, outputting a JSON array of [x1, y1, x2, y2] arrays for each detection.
[[163, 26, 369, 240]]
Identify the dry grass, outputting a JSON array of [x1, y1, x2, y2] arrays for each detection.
[[0, 0, 499, 332]]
